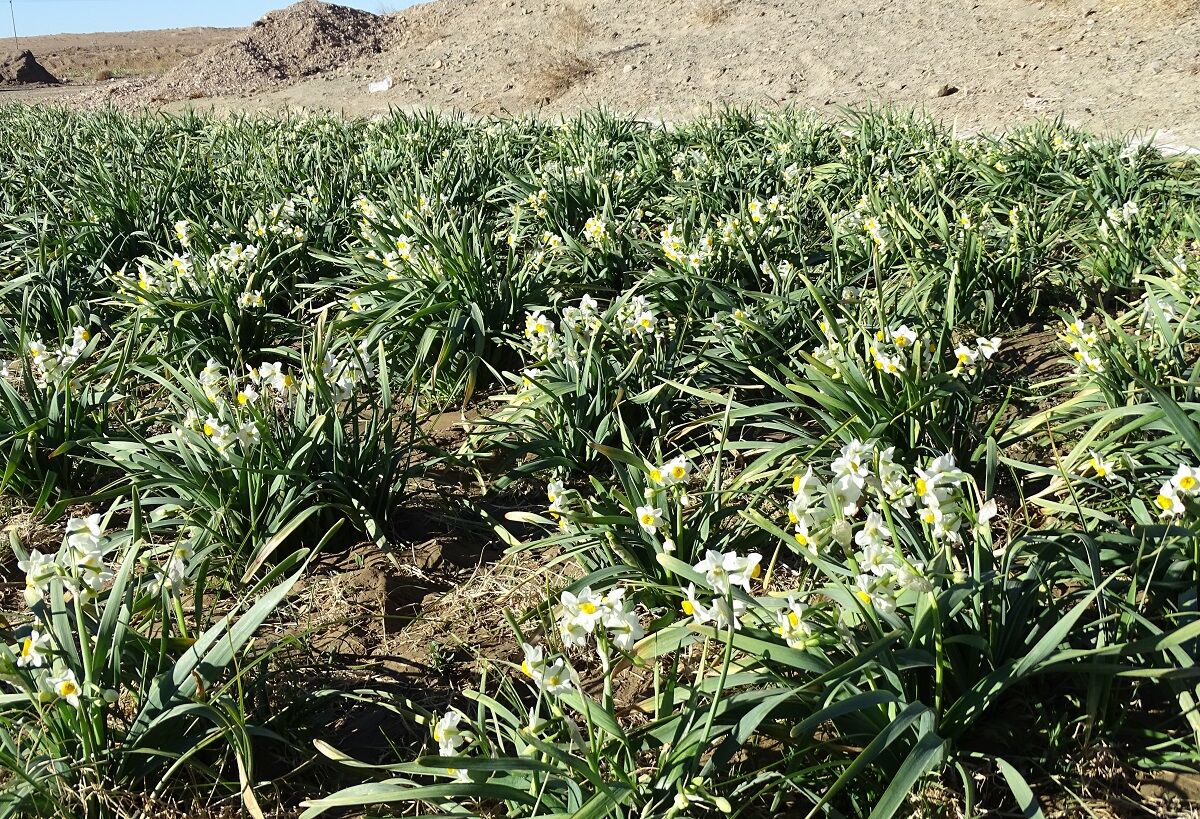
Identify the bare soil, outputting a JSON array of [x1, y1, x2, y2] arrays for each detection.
[[0, 0, 1195, 145], [0, 50, 60, 85], [0, 27, 232, 83]]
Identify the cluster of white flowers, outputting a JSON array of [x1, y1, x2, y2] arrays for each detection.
[[531, 230, 564, 267], [747, 195, 784, 226], [319, 344, 372, 401], [835, 196, 890, 250], [17, 514, 112, 608], [191, 412, 260, 459], [582, 215, 607, 245], [660, 224, 715, 271], [16, 326, 92, 388], [125, 229, 261, 305], [1061, 316, 1105, 375], [521, 294, 667, 363], [207, 241, 259, 276], [561, 294, 602, 337], [556, 584, 644, 654], [524, 310, 558, 359], [245, 194, 308, 242], [787, 442, 978, 559], [192, 358, 296, 409], [520, 642, 573, 696], [759, 258, 795, 287], [512, 188, 550, 220], [679, 550, 763, 632], [775, 597, 816, 648], [814, 319, 1000, 383], [867, 324, 926, 376], [1100, 199, 1139, 235], [1155, 465, 1198, 519], [615, 295, 661, 339], [950, 335, 1001, 378], [8, 516, 125, 711]]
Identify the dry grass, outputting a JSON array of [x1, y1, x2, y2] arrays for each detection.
[[522, 4, 600, 103], [558, 4, 595, 47], [388, 552, 579, 663], [525, 49, 598, 103], [694, 0, 736, 26]]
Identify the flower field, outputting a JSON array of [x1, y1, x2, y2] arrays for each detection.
[[1, 104, 1199, 818]]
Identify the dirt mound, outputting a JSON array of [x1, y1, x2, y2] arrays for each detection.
[[0, 50, 61, 85], [144, 0, 394, 102]]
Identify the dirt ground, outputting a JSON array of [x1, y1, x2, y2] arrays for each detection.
[[2, 27, 233, 82], [0, 0, 1197, 146]]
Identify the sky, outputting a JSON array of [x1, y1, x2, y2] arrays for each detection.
[[5, 0, 414, 38]]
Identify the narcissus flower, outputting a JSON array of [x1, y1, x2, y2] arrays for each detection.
[[776, 599, 815, 648], [1087, 450, 1117, 481], [16, 629, 51, 668], [1156, 483, 1185, 518], [47, 669, 82, 708], [1171, 465, 1199, 495], [635, 505, 663, 533], [434, 710, 470, 756], [693, 549, 762, 594], [520, 643, 572, 695]]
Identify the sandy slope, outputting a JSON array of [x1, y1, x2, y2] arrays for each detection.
[[7, 0, 1200, 143]]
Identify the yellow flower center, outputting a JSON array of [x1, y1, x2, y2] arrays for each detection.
[[787, 612, 800, 628], [579, 602, 598, 615], [521, 660, 532, 677], [649, 469, 663, 483], [1156, 494, 1174, 510], [58, 681, 78, 697], [1181, 476, 1196, 491], [915, 478, 927, 496], [203, 423, 215, 436], [681, 600, 695, 615], [750, 563, 762, 579], [855, 590, 872, 605], [21, 638, 33, 657], [671, 466, 686, 479], [795, 532, 808, 546]]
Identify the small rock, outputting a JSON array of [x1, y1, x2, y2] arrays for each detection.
[[1148, 59, 1164, 74], [927, 83, 958, 98], [623, 63, 635, 73], [367, 77, 393, 93]]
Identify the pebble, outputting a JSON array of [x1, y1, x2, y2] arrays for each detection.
[[928, 83, 958, 98]]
